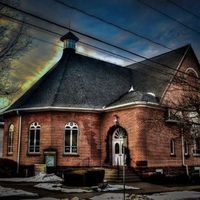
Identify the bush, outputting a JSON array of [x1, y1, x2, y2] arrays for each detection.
[[142, 172, 190, 184], [64, 168, 105, 186], [85, 169, 105, 186], [0, 158, 17, 177]]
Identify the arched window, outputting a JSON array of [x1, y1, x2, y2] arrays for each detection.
[[28, 122, 40, 153], [8, 124, 14, 154], [64, 122, 78, 154], [185, 68, 199, 87], [170, 139, 175, 156]]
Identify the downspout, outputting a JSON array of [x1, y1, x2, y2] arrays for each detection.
[[17, 111, 22, 174], [181, 132, 189, 176]]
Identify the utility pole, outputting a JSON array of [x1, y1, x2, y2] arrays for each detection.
[[123, 136, 127, 200]]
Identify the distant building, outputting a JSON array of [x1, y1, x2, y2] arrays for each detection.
[[2, 32, 200, 176]]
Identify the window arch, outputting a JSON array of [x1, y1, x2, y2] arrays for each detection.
[[185, 68, 199, 87], [64, 122, 78, 154], [185, 68, 199, 78], [28, 122, 40, 153], [8, 124, 14, 154], [113, 128, 126, 139]]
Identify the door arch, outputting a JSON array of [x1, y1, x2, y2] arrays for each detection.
[[112, 128, 126, 166]]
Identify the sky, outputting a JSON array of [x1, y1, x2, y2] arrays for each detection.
[[0, 0, 200, 109]]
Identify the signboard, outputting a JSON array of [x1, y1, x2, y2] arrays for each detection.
[[34, 164, 46, 175], [45, 155, 55, 167]]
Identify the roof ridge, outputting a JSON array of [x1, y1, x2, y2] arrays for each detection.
[[127, 44, 190, 67], [76, 51, 124, 68], [5, 62, 59, 112], [51, 54, 71, 106]]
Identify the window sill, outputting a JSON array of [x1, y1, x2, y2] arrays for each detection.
[[193, 154, 200, 157], [170, 154, 176, 157], [63, 153, 79, 157], [27, 152, 41, 156], [7, 153, 13, 156]]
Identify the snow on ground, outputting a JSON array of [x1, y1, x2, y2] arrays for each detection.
[[101, 184, 139, 191], [146, 191, 200, 200], [0, 173, 62, 183], [24, 198, 58, 200], [35, 183, 92, 193], [91, 193, 129, 200], [34, 183, 139, 193], [91, 191, 200, 200], [0, 185, 38, 197]]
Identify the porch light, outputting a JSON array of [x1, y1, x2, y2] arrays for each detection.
[[113, 115, 119, 125]]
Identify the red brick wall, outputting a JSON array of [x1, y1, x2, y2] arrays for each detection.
[[101, 105, 200, 168], [50, 111, 101, 167], [19, 112, 52, 165], [101, 106, 153, 167], [3, 111, 101, 167], [162, 48, 200, 105], [3, 106, 200, 169], [3, 115, 19, 162]]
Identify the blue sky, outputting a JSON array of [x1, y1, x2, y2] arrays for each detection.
[[1, 0, 200, 108]]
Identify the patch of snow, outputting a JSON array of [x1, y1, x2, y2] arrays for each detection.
[[24, 198, 58, 200], [0, 185, 38, 197], [101, 184, 139, 191], [34, 183, 139, 193], [91, 193, 129, 200], [35, 183, 92, 193], [0, 173, 62, 183], [146, 191, 200, 200], [92, 183, 139, 192]]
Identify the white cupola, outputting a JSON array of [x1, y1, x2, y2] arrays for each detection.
[[60, 31, 79, 51]]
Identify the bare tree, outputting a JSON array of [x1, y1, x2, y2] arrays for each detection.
[[162, 70, 200, 155], [0, 0, 31, 109]]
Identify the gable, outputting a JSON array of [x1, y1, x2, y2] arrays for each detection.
[[127, 45, 189, 97], [161, 46, 200, 106]]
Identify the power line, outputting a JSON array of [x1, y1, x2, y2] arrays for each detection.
[[2, 13, 177, 81], [2, 13, 200, 96], [137, 0, 200, 35], [54, 0, 171, 50], [167, 0, 200, 19], [1, 13, 135, 63], [0, 1, 199, 81]]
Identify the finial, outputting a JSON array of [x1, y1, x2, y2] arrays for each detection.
[[129, 85, 134, 92]]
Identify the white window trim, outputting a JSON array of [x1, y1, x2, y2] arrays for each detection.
[[64, 122, 78, 155], [193, 137, 200, 156], [185, 68, 199, 78], [184, 141, 189, 156], [170, 139, 176, 156], [8, 124, 14, 154], [28, 122, 41, 153]]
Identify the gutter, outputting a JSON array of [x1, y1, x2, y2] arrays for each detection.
[[16, 111, 22, 174], [181, 132, 189, 176], [3, 101, 161, 114]]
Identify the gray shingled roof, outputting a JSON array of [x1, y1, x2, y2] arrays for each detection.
[[6, 44, 190, 112], [8, 49, 133, 110], [128, 45, 190, 96], [107, 91, 159, 107]]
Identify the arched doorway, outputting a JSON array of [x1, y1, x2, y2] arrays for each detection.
[[112, 128, 126, 166]]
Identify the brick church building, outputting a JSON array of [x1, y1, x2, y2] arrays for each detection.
[[2, 32, 200, 176]]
